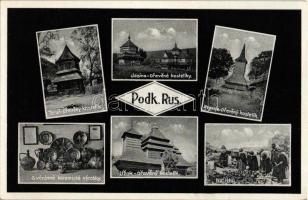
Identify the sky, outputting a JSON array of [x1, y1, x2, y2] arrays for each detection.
[[112, 19, 197, 52], [206, 124, 290, 150], [112, 117, 197, 163], [212, 26, 276, 78], [213, 26, 276, 62]]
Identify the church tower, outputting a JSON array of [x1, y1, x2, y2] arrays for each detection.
[[223, 44, 249, 91]]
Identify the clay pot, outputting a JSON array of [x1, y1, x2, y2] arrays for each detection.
[[80, 148, 94, 163], [71, 161, 82, 170], [88, 152, 103, 169], [58, 164, 66, 174], [46, 161, 57, 171], [34, 148, 44, 160], [19, 150, 35, 171], [36, 160, 45, 170]]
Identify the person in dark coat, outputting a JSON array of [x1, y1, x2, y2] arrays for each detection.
[[237, 148, 246, 171], [247, 151, 252, 170], [271, 143, 280, 179], [250, 151, 259, 171], [274, 151, 288, 183], [259, 149, 272, 174], [219, 145, 228, 167]]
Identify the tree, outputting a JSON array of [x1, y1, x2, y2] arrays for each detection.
[[248, 51, 272, 79], [162, 149, 179, 172], [71, 26, 101, 86], [139, 48, 147, 60], [37, 31, 60, 57], [208, 48, 234, 81]]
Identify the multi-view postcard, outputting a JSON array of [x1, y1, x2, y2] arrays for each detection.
[[112, 18, 198, 81], [111, 116, 198, 178], [205, 124, 291, 186], [36, 25, 107, 119], [201, 26, 276, 121], [18, 123, 105, 184]]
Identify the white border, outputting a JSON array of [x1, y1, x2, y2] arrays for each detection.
[[200, 25, 276, 122], [36, 24, 108, 119], [115, 81, 195, 116], [17, 122, 106, 185], [204, 123, 292, 187], [110, 115, 198, 179], [111, 18, 198, 82]]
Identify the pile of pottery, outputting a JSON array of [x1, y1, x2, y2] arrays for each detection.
[[19, 131, 103, 173]]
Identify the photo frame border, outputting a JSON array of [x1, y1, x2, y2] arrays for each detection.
[[204, 123, 292, 187], [200, 25, 277, 122], [18, 122, 106, 185], [110, 115, 199, 179], [111, 18, 199, 82], [35, 24, 108, 119]]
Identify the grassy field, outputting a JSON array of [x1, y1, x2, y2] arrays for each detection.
[[113, 64, 196, 80]]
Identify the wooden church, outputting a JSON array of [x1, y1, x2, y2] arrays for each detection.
[[116, 35, 143, 65], [114, 124, 192, 175], [160, 42, 193, 70], [52, 45, 85, 94], [223, 44, 249, 91]]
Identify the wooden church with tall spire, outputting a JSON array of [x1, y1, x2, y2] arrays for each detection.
[[223, 44, 249, 91]]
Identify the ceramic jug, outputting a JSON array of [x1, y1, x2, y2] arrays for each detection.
[[19, 150, 35, 171]]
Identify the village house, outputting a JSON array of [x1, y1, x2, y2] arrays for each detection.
[[160, 43, 193, 70], [114, 124, 192, 175]]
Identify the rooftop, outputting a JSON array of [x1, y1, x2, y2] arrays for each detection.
[[56, 45, 80, 63]]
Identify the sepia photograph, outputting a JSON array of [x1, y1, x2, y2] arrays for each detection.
[[111, 116, 198, 178], [112, 19, 198, 81], [201, 26, 276, 121], [18, 123, 105, 184], [36, 25, 107, 119], [205, 124, 291, 186]]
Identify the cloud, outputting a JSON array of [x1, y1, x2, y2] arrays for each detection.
[[136, 27, 174, 41], [243, 127, 253, 137], [114, 121, 129, 130], [135, 121, 151, 135], [113, 121, 130, 139], [216, 33, 262, 63], [166, 27, 176, 36], [221, 128, 231, 137], [119, 30, 128, 38], [168, 124, 185, 134]]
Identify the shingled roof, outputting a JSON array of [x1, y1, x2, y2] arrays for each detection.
[[121, 128, 143, 139], [235, 44, 247, 63], [120, 35, 139, 49], [56, 45, 80, 64]]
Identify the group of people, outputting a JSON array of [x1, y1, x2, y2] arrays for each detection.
[[218, 143, 289, 184]]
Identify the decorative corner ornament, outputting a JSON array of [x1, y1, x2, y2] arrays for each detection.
[[116, 81, 195, 116]]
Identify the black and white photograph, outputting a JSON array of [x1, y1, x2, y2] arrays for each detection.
[[111, 116, 198, 178], [36, 25, 107, 119], [18, 123, 105, 184], [201, 26, 276, 121], [205, 124, 291, 186], [112, 19, 198, 81]]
